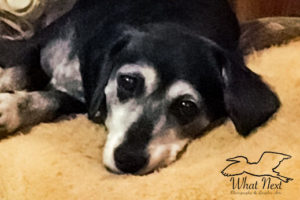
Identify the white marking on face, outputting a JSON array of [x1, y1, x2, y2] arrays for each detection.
[[166, 80, 201, 103], [102, 64, 158, 172], [103, 99, 143, 173], [41, 29, 84, 102], [141, 128, 190, 174]]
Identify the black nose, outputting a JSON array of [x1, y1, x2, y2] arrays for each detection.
[[114, 145, 148, 174]]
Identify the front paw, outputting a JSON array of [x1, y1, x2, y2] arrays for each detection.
[[0, 91, 26, 136]]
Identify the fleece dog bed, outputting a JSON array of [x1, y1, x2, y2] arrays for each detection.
[[0, 2, 300, 199], [0, 39, 299, 199]]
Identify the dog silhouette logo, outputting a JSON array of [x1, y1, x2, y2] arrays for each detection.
[[221, 151, 293, 183]]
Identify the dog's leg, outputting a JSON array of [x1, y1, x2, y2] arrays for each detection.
[[0, 90, 86, 138], [0, 65, 30, 92], [0, 65, 49, 92]]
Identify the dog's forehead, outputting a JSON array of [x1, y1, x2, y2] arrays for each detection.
[[166, 80, 200, 102]]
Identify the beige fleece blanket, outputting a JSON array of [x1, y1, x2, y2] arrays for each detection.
[[0, 39, 299, 200]]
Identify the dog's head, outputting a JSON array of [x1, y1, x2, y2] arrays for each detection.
[[84, 24, 280, 174]]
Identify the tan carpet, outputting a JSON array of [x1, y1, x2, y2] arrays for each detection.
[[0, 40, 299, 200]]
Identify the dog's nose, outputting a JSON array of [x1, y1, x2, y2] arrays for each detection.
[[114, 145, 148, 174]]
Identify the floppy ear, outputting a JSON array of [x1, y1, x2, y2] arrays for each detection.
[[219, 50, 280, 136], [87, 35, 131, 123]]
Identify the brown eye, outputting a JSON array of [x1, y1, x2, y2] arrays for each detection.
[[117, 74, 145, 101], [170, 98, 199, 125], [179, 100, 198, 115], [118, 75, 137, 92]]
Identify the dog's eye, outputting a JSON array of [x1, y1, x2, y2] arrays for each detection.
[[117, 74, 144, 101], [118, 75, 137, 92], [170, 98, 199, 125]]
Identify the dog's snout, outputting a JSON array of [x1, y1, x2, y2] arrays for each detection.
[[114, 145, 148, 174]]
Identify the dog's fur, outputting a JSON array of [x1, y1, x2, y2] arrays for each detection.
[[0, 0, 279, 174]]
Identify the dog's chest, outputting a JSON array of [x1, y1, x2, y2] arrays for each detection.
[[40, 36, 85, 102]]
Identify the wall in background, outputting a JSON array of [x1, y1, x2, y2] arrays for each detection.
[[229, 0, 300, 22]]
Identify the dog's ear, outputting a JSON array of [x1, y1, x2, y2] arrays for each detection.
[[216, 49, 280, 136], [87, 34, 131, 123]]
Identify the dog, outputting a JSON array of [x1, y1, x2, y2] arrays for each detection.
[[0, 0, 280, 174]]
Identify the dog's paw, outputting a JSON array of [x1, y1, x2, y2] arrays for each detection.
[[0, 91, 26, 134]]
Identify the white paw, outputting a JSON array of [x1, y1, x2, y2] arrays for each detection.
[[0, 92, 26, 134]]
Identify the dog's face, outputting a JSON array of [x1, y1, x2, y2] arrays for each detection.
[[86, 25, 279, 174], [103, 65, 212, 174]]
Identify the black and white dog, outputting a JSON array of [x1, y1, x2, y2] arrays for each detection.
[[0, 0, 279, 174]]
